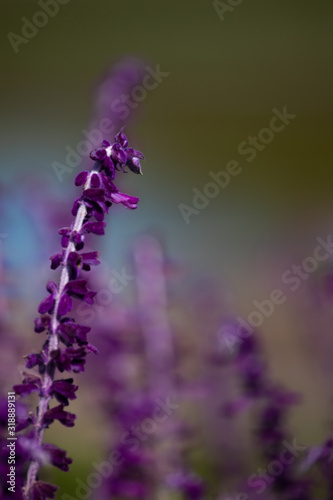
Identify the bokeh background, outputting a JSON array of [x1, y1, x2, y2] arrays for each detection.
[[1, 0, 333, 497]]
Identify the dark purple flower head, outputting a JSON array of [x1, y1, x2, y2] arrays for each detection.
[[90, 130, 144, 177]]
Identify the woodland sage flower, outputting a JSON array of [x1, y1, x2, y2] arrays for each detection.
[[12, 130, 143, 500]]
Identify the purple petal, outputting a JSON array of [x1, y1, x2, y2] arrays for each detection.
[[126, 156, 142, 175], [25, 353, 43, 369], [74, 171, 89, 186], [16, 414, 34, 432], [13, 383, 39, 397], [114, 128, 128, 148], [126, 147, 145, 160], [86, 343, 99, 355], [90, 148, 107, 161], [110, 191, 139, 209], [49, 253, 63, 270], [111, 143, 127, 164], [43, 444, 73, 472], [58, 294, 73, 316], [38, 295, 55, 315], [30, 481, 58, 500], [65, 279, 89, 295], [68, 251, 81, 267], [72, 231, 84, 246], [58, 227, 70, 236], [71, 197, 81, 217], [34, 316, 50, 333], [50, 347, 87, 372], [61, 234, 70, 248], [81, 251, 100, 266], [90, 173, 101, 188], [43, 405, 76, 428], [58, 228, 71, 248], [50, 379, 78, 405], [82, 188, 105, 202], [83, 290, 96, 305], [57, 321, 90, 345], [81, 221, 106, 235], [46, 281, 58, 295]]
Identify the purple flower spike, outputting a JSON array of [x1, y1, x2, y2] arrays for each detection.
[[15, 129, 143, 499]]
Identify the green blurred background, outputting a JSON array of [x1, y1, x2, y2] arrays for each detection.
[[1, 0, 333, 495]]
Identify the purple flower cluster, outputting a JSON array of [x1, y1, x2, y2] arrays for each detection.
[[12, 130, 143, 500]]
